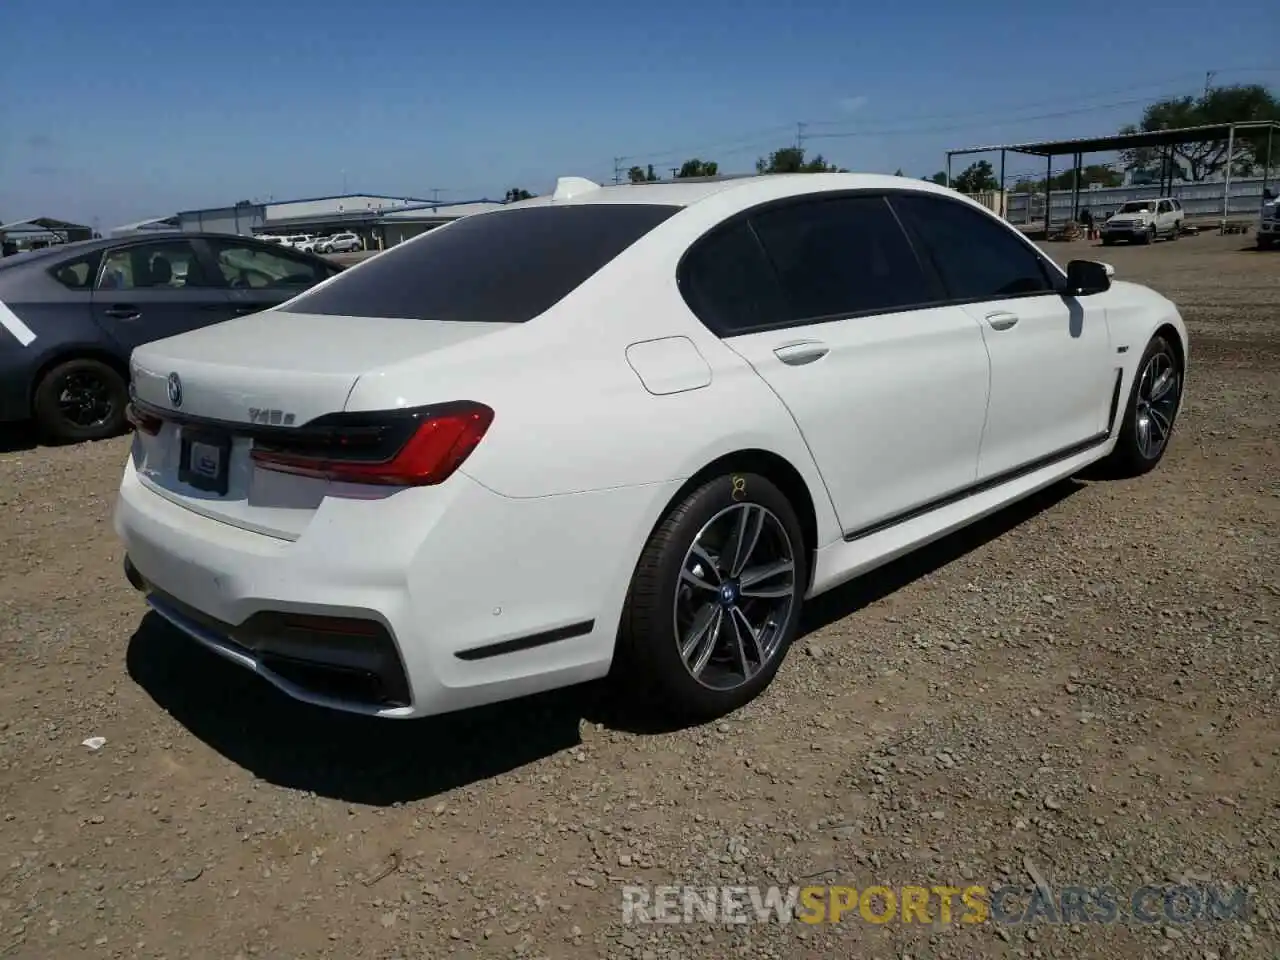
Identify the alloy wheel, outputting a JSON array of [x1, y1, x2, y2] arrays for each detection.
[[673, 503, 798, 691], [57, 371, 116, 428], [1134, 348, 1180, 460]]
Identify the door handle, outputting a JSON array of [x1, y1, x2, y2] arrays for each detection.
[[985, 311, 1019, 331], [773, 341, 829, 366], [104, 305, 141, 320]]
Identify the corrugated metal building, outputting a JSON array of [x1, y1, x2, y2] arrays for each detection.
[[376, 201, 506, 246], [169, 193, 511, 249], [174, 194, 434, 238], [175, 201, 267, 235]]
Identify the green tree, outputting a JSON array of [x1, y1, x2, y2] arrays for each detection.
[[952, 160, 998, 193], [755, 146, 845, 174], [925, 171, 948, 185], [1118, 84, 1280, 180], [676, 158, 719, 178], [1046, 165, 1123, 191], [504, 188, 533, 202], [628, 164, 660, 183]]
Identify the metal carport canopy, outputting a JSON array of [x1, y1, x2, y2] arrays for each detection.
[[0, 216, 92, 236], [947, 120, 1280, 159], [945, 120, 1279, 235]]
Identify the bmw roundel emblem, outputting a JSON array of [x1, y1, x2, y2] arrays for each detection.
[[167, 372, 183, 408]]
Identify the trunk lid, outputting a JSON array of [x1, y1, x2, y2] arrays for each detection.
[[129, 311, 512, 539]]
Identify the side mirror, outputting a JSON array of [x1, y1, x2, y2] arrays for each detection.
[[1066, 259, 1112, 296]]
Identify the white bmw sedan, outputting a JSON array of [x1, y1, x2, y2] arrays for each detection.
[[115, 173, 1188, 722]]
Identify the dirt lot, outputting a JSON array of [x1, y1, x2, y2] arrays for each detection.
[[1, 233, 1276, 959]]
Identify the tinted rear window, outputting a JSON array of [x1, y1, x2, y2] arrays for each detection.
[[284, 204, 680, 323]]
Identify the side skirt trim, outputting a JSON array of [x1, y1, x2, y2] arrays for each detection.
[[454, 620, 596, 661], [842, 431, 1111, 543]]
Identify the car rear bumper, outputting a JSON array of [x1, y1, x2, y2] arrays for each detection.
[[115, 454, 676, 718]]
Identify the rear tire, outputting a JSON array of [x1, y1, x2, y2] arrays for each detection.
[[32, 358, 129, 445], [1101, 334, 1183, 479], [613, 472, 809, 724]]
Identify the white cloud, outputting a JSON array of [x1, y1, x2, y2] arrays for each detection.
[[838, 95, 869, 114]]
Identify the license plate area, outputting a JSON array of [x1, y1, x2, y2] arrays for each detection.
[[178, 428, 232, 496]]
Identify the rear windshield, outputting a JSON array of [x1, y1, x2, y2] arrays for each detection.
[[283, 204, 680, 323]]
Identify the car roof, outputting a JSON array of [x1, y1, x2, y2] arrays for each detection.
[[501, 172, 965, 212]]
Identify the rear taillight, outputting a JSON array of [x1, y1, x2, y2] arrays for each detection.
[[249, 401, 494, 487], [126, 403, 162, 435]]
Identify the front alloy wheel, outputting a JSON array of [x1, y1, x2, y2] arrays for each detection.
[[1133, 348, 1180, 461], [1104, 334, 1183, 477]]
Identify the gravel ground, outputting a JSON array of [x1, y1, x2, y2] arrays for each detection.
[[1, 233, 1276, 960]]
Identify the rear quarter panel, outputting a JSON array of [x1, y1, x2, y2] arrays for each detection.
[[0, 265, 120, 422], [340, 212, 844, 547]]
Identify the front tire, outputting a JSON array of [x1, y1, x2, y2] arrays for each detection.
[[32, 358, 128, 445], [614, 473, 809, 724], [1102, 334, 1183, 478]]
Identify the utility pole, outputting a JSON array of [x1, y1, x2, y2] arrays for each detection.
[[796, 122, 807, 150], [613, 157, 623, 185], [430, 188, 441, 204], [1204, 71, 1216, 98]]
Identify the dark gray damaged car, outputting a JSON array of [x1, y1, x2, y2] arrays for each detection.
[[0, 232, 341, 443]]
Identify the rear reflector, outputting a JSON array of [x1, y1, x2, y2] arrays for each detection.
[[126, 403, 163, 435], [250, 401, 494, 486]]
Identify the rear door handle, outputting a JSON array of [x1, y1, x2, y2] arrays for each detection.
[[103, 305, 140, 320], [773, 341, 829, 366], [985, 311, 1019, 331]]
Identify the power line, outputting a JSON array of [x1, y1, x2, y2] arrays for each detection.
[[806, 95, 1176, 142], [614, 123, 795, 165], [609, 64, 1276, 172]]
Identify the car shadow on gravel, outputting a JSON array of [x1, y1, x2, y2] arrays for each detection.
[[126, 616, 599, 806], [126, 479, 1084, 804], [0, 423, 38, 453], [798, 479, 1084, 638]]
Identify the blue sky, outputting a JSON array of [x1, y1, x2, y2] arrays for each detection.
[[1, 0, 1276, 229]]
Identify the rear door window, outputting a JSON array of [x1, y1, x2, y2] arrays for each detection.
[[749, 195, 936, 322], [283, 204, 680, 323], [97, 240, 213, 290]]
